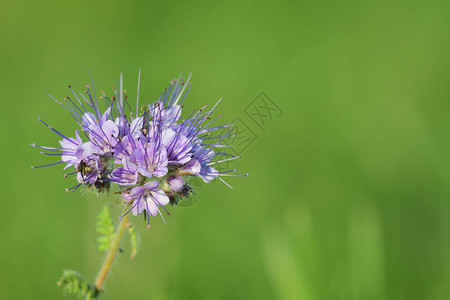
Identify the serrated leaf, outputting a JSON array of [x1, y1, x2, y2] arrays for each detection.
[[96, 205, 115, 251], [128, 224, 139, 260], [57, 269, 98, 300]]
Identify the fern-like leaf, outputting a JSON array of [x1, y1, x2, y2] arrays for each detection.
[[96, 205, 115, 251], [57, 269, 98, 300]]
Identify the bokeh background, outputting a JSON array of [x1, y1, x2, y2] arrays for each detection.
[[1, 0, 450, 299]]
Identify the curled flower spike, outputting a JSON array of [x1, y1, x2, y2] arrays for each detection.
[[32, 71, 248, 224]]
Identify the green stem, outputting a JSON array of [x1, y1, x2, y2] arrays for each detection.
[[94, 212, 130, 295]]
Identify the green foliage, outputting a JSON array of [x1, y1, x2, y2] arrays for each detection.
[[128, 224, 139, 261], [57, 270, 98, 300], [96, 205, 115, 252]]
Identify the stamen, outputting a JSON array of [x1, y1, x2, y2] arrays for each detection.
[[31, 161, 65, 168], [136, 69, 141, 118], [217, 173, 249, 177], [89, 70, 102, 121], [38, 118, 79, 146], [121, 196, 141, 220], [207, 155, 241, 165], [218, 177, 234, 189], [173, 72, 192, 106]]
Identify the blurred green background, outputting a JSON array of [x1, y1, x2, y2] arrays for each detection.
[[1, 0, 450, 299]]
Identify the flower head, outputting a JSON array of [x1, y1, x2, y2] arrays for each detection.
[[32, 71, 248, 224]]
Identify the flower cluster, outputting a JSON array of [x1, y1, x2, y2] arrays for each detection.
[[32, 72, 247, 224]]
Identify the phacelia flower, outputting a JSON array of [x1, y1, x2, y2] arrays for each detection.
[[32, 71, 248, 225]]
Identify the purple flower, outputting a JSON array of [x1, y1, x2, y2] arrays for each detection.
[[122, 181, 170, 220], [110, 160, 139, 186], [85, 119, 119, 152], [132, 143, 168, 178], [161, 128, 192, 165]]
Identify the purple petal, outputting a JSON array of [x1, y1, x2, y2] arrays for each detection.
[[152, 166, 168, 177], [143, 181, 159, 190], [183, 159, 201, 175], [131, 148, 146, 166], [101, 107, 112, 123], [132, 198, 146, 216], [101, 120, 119, 145], [137, 166, 154, 178], [150, 189, 170, 206], [145, 198, 159, 217], [161, 128, 176, 147], [82, 112, 96, 128]]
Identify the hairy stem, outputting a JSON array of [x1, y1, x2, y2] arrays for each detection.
[[94, 213, 130, 294]]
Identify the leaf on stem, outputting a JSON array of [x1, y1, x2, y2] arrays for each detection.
[[57, 269, 98, 300], [96, 205, 115, 252]]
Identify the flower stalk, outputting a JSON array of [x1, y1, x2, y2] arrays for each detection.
[[94, 212, 130, 294]]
